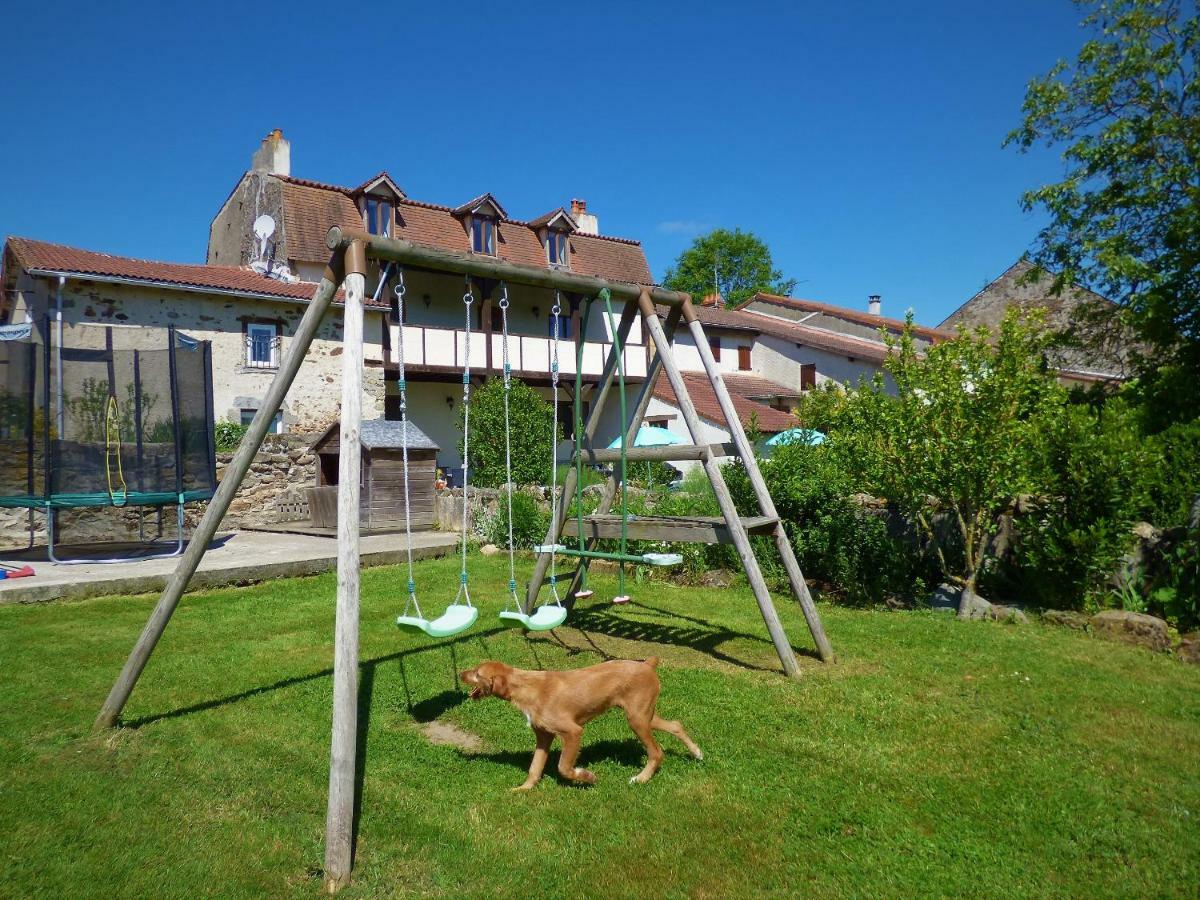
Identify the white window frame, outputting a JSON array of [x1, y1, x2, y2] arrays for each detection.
[[246, 322, 279, 369]]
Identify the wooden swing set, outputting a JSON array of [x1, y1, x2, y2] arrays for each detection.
[[90, 227, 834, 891]]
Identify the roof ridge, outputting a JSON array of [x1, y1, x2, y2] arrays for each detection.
[[8, 235, 228, 271], [744, 292, 952, 339]]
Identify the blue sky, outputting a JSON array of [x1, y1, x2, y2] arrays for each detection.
[[0, 0, 1086, 326]]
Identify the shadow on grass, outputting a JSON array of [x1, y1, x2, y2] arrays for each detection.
[[463, 737, 696, 783], [565, 599, 819, 672]]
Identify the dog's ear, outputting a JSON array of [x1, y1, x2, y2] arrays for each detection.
[[490, 672, 509, 699]]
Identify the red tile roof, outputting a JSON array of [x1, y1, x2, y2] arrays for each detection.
[[5, 236, 385, 308], [652, 371, 797, 434], [273, 174, 654, 285], [743, 292, 953, 343], [657, 300, 894, 363], [720, 372, 801, 400], [747, 313, 894, 364]]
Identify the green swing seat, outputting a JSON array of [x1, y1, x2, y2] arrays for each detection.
[[396, 602, 478, 638], [498, 604, 568, 632]]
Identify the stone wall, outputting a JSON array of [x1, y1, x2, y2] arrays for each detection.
[[214, 434, 318, 530]]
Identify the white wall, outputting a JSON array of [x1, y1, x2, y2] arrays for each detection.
[[672, 329, 749, 375], [754, 334, 892, 393]]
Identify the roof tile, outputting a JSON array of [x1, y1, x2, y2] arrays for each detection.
[[5, 236, 386, 308], [652, 371, 797, 434]]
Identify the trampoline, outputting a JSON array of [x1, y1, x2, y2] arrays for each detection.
[[0, 320, 216, 563]]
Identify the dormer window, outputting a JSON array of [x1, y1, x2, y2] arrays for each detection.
[[453, 194, 507, 258], [365, 197, 392, 237], [547, 230, 568, 267], [529, 208, 577, 271], [471, 217, 495, 254]]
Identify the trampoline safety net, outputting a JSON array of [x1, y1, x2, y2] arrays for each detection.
[[0, 322, 217, 511]]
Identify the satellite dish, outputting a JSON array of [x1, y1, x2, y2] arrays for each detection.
[[253, 215, 276, 241]]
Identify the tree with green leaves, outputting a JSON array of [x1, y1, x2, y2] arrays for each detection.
[[662, 228, 796, 307], [1006, 0, 1199, 425], [824, 312, 1065, 615], [460, 376, 561, 487]]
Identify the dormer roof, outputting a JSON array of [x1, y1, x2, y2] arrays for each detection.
[[528, 207, 578, 232], [352, 172, 405, 200], [451, 193, 507, 220]]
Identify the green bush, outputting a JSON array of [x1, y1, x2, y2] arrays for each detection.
[[735, 444, 930, 604], [484, 492, 548, 550], [999, 398, 1200, 616], [214, 421, 249, 452], [462, 377, 561, 488]]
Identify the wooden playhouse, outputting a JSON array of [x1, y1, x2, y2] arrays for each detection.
[[308, 419, 439, 532]]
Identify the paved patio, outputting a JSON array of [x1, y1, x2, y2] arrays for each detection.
[[0, 529, 458, 604]]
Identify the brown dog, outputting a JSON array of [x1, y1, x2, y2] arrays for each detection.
[[460, 658, 703, 790]]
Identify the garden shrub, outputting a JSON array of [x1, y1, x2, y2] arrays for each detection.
[[483, 491, 548, 550], [214, 421, 249, 452], [462, 377, 561, 488]]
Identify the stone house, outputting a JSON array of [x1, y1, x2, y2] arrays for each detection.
[[203, 130, 657, 468], [939, 259, 1134, 385]]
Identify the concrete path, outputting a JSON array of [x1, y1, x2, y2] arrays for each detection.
[[0, 530, 458, 604]]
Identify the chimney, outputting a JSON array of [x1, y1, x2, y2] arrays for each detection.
[[700, 292, 722, 308], [570, 198, 599, 235], [868, 294, 881, 316], [251, 128, 291, 177]]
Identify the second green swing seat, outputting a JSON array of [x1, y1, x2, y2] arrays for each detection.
[[498, 604, 567, 631]]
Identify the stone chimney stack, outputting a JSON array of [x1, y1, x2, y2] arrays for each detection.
[[570, 198, 599, 235], [252, 128, 291, 177], [868, 294, 881, 316]]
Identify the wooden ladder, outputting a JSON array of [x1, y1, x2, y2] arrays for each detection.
[[526, 292, 834, 676]]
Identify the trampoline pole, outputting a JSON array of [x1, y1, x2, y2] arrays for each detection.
[[94, 258, 345, 731]]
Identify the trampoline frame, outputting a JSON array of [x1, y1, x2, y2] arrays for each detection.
[[1, 321, 216, 564]]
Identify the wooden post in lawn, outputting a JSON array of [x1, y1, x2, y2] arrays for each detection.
[[93, 257, 346, 731], [324, 242, 367, 893], [637, 291, 802, 679], [678, 301, 835, 664]]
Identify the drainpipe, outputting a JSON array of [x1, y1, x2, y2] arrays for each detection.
[[55, 275, 65, 436]]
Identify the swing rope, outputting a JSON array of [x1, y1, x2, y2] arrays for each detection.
[[392, 267, 424, 622], [499, 283, 520, 611], [454, 276, 475, 610], [547, 290, 563, 605], [600, 289, 630, 601]]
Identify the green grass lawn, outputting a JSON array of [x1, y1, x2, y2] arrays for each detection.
[[2, 553, 1198, 898]]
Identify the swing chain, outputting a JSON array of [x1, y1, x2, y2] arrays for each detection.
[[498, 282, 519, 609], [547, 290, 563, 604], [456, 276, 474, 607]]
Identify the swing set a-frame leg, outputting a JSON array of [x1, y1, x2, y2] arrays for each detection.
[[677, 301, 835, 663], [636, 291, 803, 679]]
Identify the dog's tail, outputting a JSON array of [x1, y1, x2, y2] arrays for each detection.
[[643, 656, 661, 669]]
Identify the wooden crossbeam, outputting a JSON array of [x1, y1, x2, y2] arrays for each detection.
[[564, 442, 736, 465], [562, 513, 778, 544]]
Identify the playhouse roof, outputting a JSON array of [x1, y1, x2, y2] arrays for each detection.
[[314, 419, 439, 452]]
